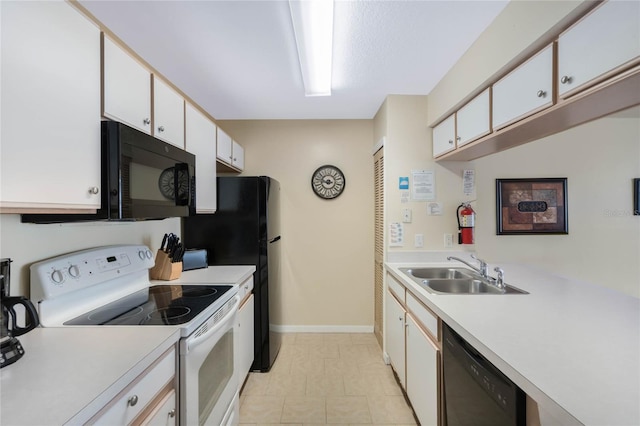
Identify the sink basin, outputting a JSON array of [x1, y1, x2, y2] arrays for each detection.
[[398, 267, 528, 295], [424, 278, 504, 294], [400, 267, 472, 280]]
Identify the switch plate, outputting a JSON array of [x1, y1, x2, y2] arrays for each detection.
[[402, 208, 412, 223], [444, 233, 453, 248], [414, 234, 424, 248]]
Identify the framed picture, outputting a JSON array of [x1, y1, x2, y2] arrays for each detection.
[[496, 178, 568, 235], [634, 178, 640, 216]]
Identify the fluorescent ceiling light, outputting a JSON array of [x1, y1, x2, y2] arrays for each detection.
[[289, 0, 334, 97]]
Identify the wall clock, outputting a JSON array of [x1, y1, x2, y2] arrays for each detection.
[[311, 165, 346, 199]]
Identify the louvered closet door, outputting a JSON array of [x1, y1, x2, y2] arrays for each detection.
[[373, 147, 384, 348]]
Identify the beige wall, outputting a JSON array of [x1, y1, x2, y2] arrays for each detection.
[[0, 215, 180, 297], [218, 119, 375, 330], [474, 108, 640, 297], [380, 95, 471, 252]]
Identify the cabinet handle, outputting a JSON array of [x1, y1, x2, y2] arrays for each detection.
[[143, 118, 151, 126], [168, 409, 176, 418], [536, 90, 547, 98], [88, 186, 99, 195], [448, 140, 453, 145], [128, 395, 139, 407], [560, 75, 572, 84], [456, 136, 461, 141], [158, 126, 165, 132]]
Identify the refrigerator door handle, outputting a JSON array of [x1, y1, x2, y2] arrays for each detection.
[[268, 236, 281, 244]]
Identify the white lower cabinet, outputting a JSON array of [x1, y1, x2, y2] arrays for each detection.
[[406, 313, 439, 426], [385, 272, 441, 425], [237, 276, 255, 387], [90, 346, 176, 426], [384, 289, 406, 389], [238, 293, 255, 385]]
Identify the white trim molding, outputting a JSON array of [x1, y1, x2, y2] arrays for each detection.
[[272, 324, 374, 333]]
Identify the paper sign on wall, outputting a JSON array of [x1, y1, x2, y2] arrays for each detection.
[[463, 170, 475, 196], [412, 170, 435, 201]]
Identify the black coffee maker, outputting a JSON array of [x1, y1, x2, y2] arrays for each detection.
[[1, 258, 39, 368]]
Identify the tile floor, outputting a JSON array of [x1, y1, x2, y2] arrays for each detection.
[[239, 332, 417, 425]]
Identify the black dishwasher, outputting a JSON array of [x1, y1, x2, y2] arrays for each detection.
[[443, 324, 525, 426]]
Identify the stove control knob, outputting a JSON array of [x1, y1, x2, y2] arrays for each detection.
[[51, 269, 64, 284], [138, 250, 146, 260], [68, 265, 80, 278], [145, 249, 153, 259]]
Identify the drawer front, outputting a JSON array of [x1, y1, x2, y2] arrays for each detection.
[[94, 347, 176, 425], [237, 276, 254, 303], [387, 274, 405, 304], [492, 44, 554, 130], [406, 291, 438, 341]]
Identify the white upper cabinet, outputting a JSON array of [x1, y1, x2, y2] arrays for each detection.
[[153, 77, 185, 148], [232, 141, 245, 170], [185, 103, 217, 213], [103, 36, 152, 134], [456, 88, 491, 147], [558, 0, 640, 99], [216, 127, 233, 164], [432, 114, 456, 157], [0, 1, 101, 210], [492, 44, 554, 131]]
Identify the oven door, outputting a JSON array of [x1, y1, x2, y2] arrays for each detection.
[[180, 296, 239, 426]]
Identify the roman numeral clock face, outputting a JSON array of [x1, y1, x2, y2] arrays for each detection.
[[311, 165, 346, 199]]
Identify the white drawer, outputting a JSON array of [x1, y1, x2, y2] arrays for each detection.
[[406, 292, 439, 341], [237, 276, 254, 303], [92, 347, 175, 425], [387, 274, 405, 303]]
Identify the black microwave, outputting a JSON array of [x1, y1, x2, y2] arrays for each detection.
[[22, 121, 196, 223]]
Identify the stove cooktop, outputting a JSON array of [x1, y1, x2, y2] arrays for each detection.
[[64, 284, 233, 326]]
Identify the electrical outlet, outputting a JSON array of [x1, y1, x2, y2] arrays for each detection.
[[444, 233, 453, 248], [414, 234, 424, 248], [402, 208, 412, 223]]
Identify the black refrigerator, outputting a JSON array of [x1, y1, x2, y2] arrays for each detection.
[[182, 176, 281, 372]]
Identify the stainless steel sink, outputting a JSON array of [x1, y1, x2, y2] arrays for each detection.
[[400, 267, 471, 279], [398, 267, 528, 295]]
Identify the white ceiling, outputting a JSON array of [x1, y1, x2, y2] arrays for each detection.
[[80, 0, 509, 120]]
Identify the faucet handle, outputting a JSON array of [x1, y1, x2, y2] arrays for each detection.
[[494, 267, 505, 288], [471, 254, 488, 276]]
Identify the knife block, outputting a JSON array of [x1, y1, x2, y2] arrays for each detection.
[[149, 250, 182, 281]]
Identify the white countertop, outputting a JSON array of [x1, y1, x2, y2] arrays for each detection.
[[0, 265, 255, 425], [386, 257, 640, 426], [0, 327, 180, 425]]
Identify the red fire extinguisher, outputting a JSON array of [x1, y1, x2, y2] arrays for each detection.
[[457, 203, 475, 244]]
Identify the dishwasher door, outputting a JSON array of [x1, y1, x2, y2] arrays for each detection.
[[442, 324, 525, 426]]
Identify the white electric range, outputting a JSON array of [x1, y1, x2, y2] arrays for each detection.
[[30, 244, 240, 426]]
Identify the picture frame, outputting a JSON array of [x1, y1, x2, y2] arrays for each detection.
[[634, 178, 640, 216], [496, 178, 568, 235]]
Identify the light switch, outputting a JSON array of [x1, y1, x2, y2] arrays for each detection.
[[402, 208, 412, 223], [415, 234, 424, 248]]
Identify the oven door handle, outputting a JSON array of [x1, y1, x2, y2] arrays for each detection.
[[185, 296, 239, 353]]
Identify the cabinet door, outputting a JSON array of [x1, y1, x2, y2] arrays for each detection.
[[492, 44, 554, 130], [0, 1, 101, 210], [238, 294, 255, 385], [231, 141, 245, 170], [406, 314, 439, 426], [154, 77, 185, 148], [384, 290, 406, 389], [216, 128, 233, 164], [138, 389, 176, 426], [185, 103, 217, 212], [432, 114, 456, 157], [103, 36, 151, 134], [558, 0, 640, 98], [456, 88, 491, 147]]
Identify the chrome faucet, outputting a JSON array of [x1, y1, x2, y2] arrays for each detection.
[[447, 254, 489, 278]]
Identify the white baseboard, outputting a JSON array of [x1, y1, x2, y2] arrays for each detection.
[[271, 325, 374, 333]]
